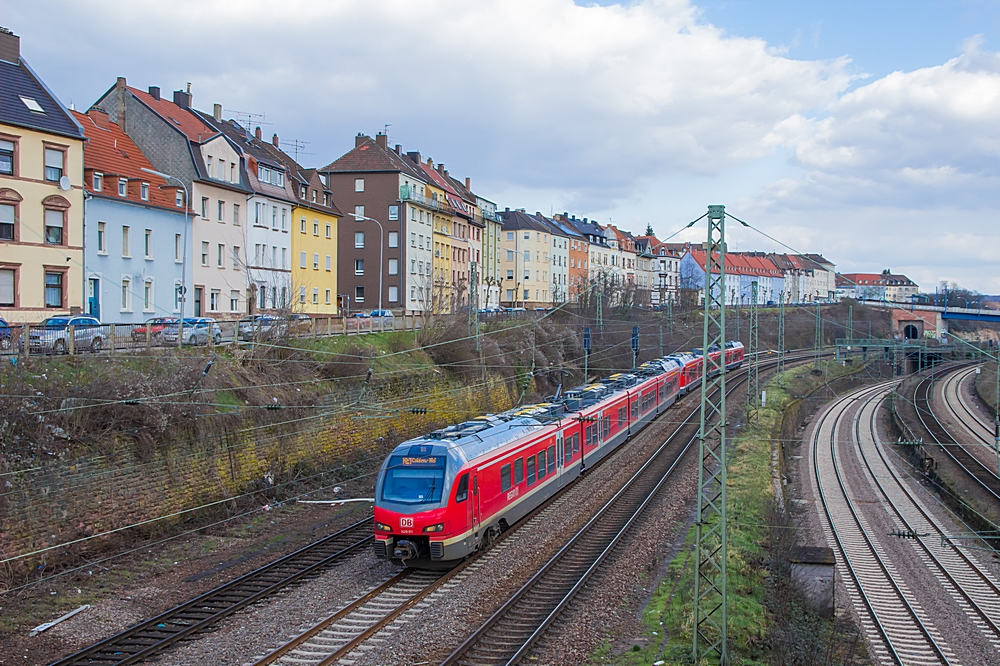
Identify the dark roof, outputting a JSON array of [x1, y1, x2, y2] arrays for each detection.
[[528, 212, 570, 238], [564, 216, 605, 241], [257, 140, 344, 217], [499, 209, 554, 233], [321, 134, 426, 179], [196, 112, 296, 203], [127, 86, 217, 143], [550, 215, 586, 240], [0, 57, 83, 139]]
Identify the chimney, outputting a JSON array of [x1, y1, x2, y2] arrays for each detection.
[[394, 144, 402, 155], [213, 103, 222, 121], [375, 133, 388, 149], [172, 89, 191, 109], [406, 151, 421, 165], [115, 76, 127, 128], [465, 177, 471, 190], [148, 86, 161, 101], [255, 126, 262, 140], [437, 163, 445, 175], [426, 157, 434, 169], [0, 27, 18, 64], [355, 133, 367, 147], [505, 207, 510, 212], [272, 133, 279, 148]]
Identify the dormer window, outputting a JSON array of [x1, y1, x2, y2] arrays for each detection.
[[93, 172, 103, 192], [140, 182, 149, 201], [175, 190, 184, 207], [311, 190, 317, 203], [118, 178, 128, 197]]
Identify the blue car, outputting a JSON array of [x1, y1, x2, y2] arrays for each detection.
[[0, 316, 11, 351]]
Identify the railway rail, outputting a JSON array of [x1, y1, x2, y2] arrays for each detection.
[[50, 518, 375, 666], [940, 366, 999, 467], [910, 365, 1000, 503]]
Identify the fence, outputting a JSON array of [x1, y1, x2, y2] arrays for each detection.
[[0, 313, 428, 357]]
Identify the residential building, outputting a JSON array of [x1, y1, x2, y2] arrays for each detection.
[[261, 134, 341, 315], [803, 254, 837, 301], [837, 270, 918, 303], [569, 217, 613, 286], [680, 249, 785, 306], [551, 214, 588, 303], [469, 184, 501, 309], [0, 28, 87, 322], [74, 108, 191, 323], [198, 111, 296, 313], [93, 79, 251, 318], [320, 134, 433, 315], [499, 208, 553, 308], [444, 172, 488, 308], [635, 236, 680, 306], [531, 213, 568, 304]]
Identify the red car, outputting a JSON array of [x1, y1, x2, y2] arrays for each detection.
[[132, 317, 179, 342]]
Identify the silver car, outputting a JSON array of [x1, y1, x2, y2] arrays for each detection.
[[161, 318, 223, 346], [238, 315, 286, 342], [29, 316, 105, 354]]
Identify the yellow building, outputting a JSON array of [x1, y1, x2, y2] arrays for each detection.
[[283, 165, 340, 315], [0, 29, 87, 323]]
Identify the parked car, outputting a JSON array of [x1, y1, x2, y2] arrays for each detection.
[[132, 317, 180, 342], [28, 316, 104, 354], [352, 311, 371, 318], [0, 317, 11, 351], [369, 309, 394, 319], [237, 314, 286, 342], [162, 318, 223, 346], [287, 314, 312, 334], [504, 307, 527, 313]]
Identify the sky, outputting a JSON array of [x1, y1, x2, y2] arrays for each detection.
[[4, 0, 1000, 293]]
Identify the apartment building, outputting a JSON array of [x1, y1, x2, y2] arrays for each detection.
[[499, 208, 554, 308]]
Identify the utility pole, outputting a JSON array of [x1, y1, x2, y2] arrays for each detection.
[[847, 304, 853, 343], [470, 262, 480, 351], [693, 204, 728, 664], [596, 288, 603, 332], [632, 326, 640, 370], [748, 281, 759, 417], [659, 324, 664, 358], [777, 291, 786, 387], [583, 327, 591, 385], [734, 294, 741, 343], [667, 298, 674, 334], [814, 301, 822, 371]]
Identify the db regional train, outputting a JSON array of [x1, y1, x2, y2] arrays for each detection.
[[373, 341, 744, 567]]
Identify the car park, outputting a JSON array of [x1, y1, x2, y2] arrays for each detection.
[[28, 316, 104, 354], [162, 318, 223, 346], [238, 315, 286, 342]]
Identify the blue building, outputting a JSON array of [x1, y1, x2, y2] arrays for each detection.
[[75, 108, 191, 323]]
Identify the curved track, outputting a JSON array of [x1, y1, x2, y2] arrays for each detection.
[[50, 518, 374, 666], [939, 366, 999, 470]]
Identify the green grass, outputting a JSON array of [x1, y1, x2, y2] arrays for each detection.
[[291, 330, 435, 374]]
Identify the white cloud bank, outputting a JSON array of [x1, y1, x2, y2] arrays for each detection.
[[5, 0, 999, 291]]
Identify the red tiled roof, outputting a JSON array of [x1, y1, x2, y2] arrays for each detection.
[[73, 109, 184, 212], [838, 272, 917, 287], [688, 249, 782, 277], [127, 86, 218, 144]]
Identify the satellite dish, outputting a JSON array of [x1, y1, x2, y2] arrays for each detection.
[[59, 175, 71, 191]]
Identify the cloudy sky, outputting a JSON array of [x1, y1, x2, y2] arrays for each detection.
[[6, 0, 1000, 293]]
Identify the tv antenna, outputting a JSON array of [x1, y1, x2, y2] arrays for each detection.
[[230, 109, 270, 130], [382, 123, 393, 141], [281, 139, 313, 163]]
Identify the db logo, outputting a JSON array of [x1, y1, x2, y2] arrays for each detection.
[[399, 517, 414, 528]]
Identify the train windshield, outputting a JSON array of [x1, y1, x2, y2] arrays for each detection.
[[381, 455, 447, 505]]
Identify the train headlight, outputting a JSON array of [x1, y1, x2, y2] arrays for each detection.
[[376, 522, 393, 532], [423, 523, 445, 533]]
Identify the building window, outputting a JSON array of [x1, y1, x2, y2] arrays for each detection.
[[411, 259, 416, 274], [410, 286, 416, 301], [120, 225, 130, 256], [118, 178, 127, 197], [201, 241, 209, 265], [388, 231, 398, 248], [217, 244, 224, 267], [326, 223, 331, 238], [312, 287, 319, 304], [233, 246, 241, 270], [44, 209, 64, 245], [0, 203, 15, 242], [313, 220, 319, 236], [507, 270, 514, 279], [0, 268, 15, 307], [506, 289, 514, 301], [299, 286, 306, 304], [281, 247, 287, 269], [143, 279, 153, 311], [121, 276, 131, 311], [300, 251, 306, 269], [201, 197, 208, 218], [354, 259, 364, 275], [44, 148, 64, 182], [281, 208, 287, 230], [354, 205, 364, 220], [325, 289, 331, 305], [411, 233, 416, 247], [355, 286, 364, 302], [272, 205, 277, 229], [95, 221, 106, 253], [388, 285, 398, 302], [44, 271, 63, 308], [230, 290, 239, 311], [524, 250, 530, 263], [388, 258, 398, 275], [140, 182, 149, 201], [355, 231, 364, 248], [218, 200, 224, 221], [210, 289, 220, 311], [326, 255, 331, 272], [313, 253, 320, 270], [233, 203, 240, 225], [175, 189, 183, 207], [355, 178, 364, 192], [0, 140, 14, 176], [175, 233, 182, 262], [300, 217, 306, 233], [388, 205, 398, 221], [143, 229, 153, 258], [506, 250, 514, 261], [524, 289, 530, 300], [92, 172, 103, 191]]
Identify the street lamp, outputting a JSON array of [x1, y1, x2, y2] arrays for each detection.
[[142, 167, 188, 348], [352, 212, 385, 316]]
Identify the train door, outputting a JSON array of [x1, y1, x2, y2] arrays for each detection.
[[556, 433, 564, 471], [472, 474, 480, 541]]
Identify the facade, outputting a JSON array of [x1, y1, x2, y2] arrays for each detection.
[[418, 158, 475, 312], [531, 213, 568, 304], [803, 254, 837, 301], [445, 172, 487, 309], [74, 109, 190, 323], [198, 113, 296, 313], [837, 270, 918, 303], [551, 214, 588, 303], [93, 79, 251, 319], [680, 249, 785, 306], [472, 186, 502, 309], [261, 135, 341, 315], [498, 209, 554, 308], [321, 134, 433, 315], [635, 236, 680, 306], [0, 28, 87, 322]]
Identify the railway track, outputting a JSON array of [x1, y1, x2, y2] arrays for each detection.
[[50, 517, 374, 666], [813, 382, 955, 665], [940, 366, 999, 465], [910, 365, 1000, 503]]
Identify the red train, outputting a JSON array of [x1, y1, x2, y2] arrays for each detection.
[[373, 341, 744, 567]]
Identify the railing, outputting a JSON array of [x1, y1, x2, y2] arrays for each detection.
[[0, 314, 426, 357], [399, 186, 452, 213]]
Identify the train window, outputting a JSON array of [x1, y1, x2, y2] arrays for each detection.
[[537, 450, 546, 479], [501, 464, 511, 492], [527, 456, 536, 485], [455, 473, 469, 503], [573, 433, 579, 453], [381, 455, 447, 505], [515, 458, 524, 484], [564, 436, 572, 460], [547, 446, 556, 474]]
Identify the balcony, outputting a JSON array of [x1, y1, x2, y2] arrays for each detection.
[[400, 185, 451, 213]]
